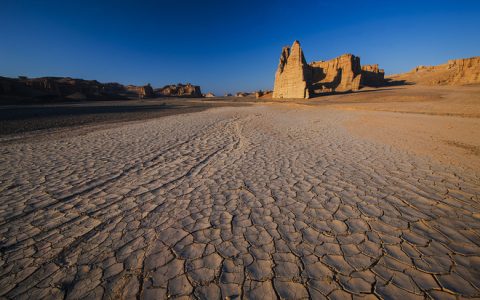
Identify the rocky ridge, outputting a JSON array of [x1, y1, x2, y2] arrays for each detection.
[[388, 56, 480, 85], [0, 76, 203, 103]]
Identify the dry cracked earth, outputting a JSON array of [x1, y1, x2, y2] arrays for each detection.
[[0, 105, 479, 299]]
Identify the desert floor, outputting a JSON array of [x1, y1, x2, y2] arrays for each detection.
[[0, 85, 479, 299]]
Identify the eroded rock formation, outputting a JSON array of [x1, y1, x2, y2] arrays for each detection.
[[309, 54, 362, 93], [273, 41, 310, 99], [361, 64, 385, 87], [126, 84, 154, 98], [0, 77, 203, 103], [388, 56, 480, 85], [0, 76, 135, 102], [155, 83, 202, 98], [272, 41, 386, 99]]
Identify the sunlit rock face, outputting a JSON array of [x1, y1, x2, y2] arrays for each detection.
[[272, 41, 310, 99], [389, 56, 480, 85], [272, 41, 385, 99], [309, 53, 363, 93]]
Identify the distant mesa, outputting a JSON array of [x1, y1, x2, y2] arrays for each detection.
[[388, 56, 480, 86], [0, 76, 203, 103], [272, 40, 386, 99]]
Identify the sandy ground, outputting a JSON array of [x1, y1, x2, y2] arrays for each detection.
[[0, 98, 252, 136], [0, 85, 479, 299], [322, 85, 480, 172]]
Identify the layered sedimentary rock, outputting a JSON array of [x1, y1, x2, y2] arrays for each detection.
[[155, 83, 202, 98], [389, 56, 480, 85], [273, 41, 310, 99], [272, 41, 385, 99]]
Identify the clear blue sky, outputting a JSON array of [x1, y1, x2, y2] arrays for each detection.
[[1, 0, 479, 95]]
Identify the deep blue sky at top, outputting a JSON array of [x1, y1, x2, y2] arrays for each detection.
[[1, 0, 479, 95]]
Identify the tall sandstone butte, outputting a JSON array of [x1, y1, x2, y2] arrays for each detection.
[[272, 41, 385, 99], [273, 41, 310, 99]]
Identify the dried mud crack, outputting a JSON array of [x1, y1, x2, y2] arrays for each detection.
[[0, 105, 479, 299]]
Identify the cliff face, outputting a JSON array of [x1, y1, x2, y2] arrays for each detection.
[[309, 54, 362, 93], [447, 57, 480, 85], [272, 41, 385, 99], [388, 56, 480, 86], [272, 41, 310, 99], [0, 77, 202, 102]]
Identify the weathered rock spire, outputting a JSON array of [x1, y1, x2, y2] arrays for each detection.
[[272, 41, 310, 99]]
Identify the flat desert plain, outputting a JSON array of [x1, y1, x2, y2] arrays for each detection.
[[0, 85, 479, 299]]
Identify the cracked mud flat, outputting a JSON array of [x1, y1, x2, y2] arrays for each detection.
[[0, 105, 479, 299]]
